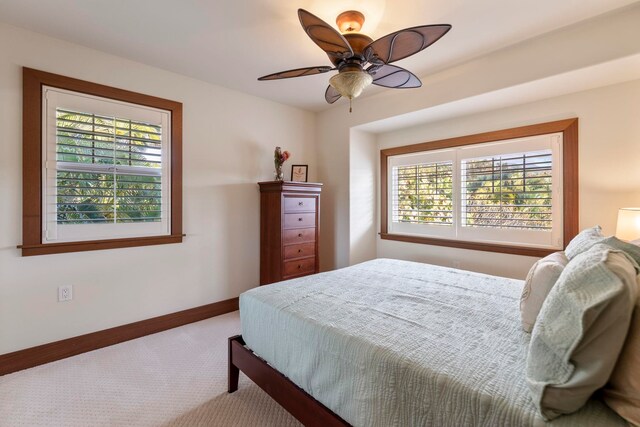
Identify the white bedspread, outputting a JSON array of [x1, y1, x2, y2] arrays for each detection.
[[240, 258, 625, 426]]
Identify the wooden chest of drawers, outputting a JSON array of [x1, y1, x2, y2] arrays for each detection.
[[258, 181, 322, 285]]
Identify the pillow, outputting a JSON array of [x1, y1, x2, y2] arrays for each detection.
[[520, 252, 568, 333], [601, 235, 640, 424], [602, 235, 640, 262], [526, 243, 638, 420], [564, 225, 604, 259], [603, 294, 640, 425]]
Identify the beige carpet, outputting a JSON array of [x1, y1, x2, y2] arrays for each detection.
[[0, 311, 301, 426]]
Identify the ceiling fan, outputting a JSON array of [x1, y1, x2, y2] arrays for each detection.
[[258, 9, 451, 112]]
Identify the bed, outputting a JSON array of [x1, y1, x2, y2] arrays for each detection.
[[228, 258, 626, 426]]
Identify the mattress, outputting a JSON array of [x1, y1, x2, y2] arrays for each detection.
[[240, 258, 625, 426]]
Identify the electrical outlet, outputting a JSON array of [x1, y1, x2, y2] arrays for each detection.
[[58, 285, 73, 302]]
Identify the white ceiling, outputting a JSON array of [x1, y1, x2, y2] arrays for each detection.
[[0, 0, 637, 112]]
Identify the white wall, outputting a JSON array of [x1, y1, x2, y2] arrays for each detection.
[[318, 4, 640, 274], [348, 129, 377, 265], [0, 23, 317, 354], [374, 79, 640, 279]]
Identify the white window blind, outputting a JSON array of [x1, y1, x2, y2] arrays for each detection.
[[392, 161, 453, 225], [386, 133, 563, 249], [56, 109, 163, 224], [461, 150, 553, 230], [43, 87, 171, 243]]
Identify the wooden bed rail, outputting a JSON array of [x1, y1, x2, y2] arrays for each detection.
[[228, 335, 350, 427]]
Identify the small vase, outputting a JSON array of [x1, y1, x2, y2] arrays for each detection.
[[274, 165, 284, 181]]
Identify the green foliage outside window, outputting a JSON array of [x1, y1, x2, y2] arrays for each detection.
[[55, 110, 163, 224], [463, 152, 552, 230], [394, 162, 453, 225]]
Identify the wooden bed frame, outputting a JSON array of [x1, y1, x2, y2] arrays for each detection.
[[228, 335, 350, 426]]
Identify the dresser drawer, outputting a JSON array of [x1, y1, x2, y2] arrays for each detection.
[[283, 257, 316, 277], [283, 213, 316, 229], [284, 197, 316, 213], [283, 228, 315, 244], [284, 242, 315, 260]]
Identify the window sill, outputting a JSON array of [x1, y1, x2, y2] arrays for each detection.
[[19, 234, 184, 256], [379, 233, 556, 258]]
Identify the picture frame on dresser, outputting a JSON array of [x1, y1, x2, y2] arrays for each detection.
[[291, 165, 308, 182]]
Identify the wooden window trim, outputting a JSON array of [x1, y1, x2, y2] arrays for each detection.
[[20, 67, 183, 256], [380, 118, 579, 257]]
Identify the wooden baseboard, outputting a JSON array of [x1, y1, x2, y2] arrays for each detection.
[[0, 297, 239, 376]]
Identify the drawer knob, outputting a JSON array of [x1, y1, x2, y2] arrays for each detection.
[[298, 201, 304, 206], [298, 233, 303, 237], [297, 264, 302, 269], [298, 217, 303, 221], [298, 249, 302, 253]]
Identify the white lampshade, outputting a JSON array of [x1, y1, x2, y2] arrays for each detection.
[[616, 208, 640, 241], [329, 71, 372, 100]]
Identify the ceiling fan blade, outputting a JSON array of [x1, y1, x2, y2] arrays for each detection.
[[298, 9, 353, 61], [325, 85, 341, 104], [258, 66, 333, 81], [368, 64, 422, 88], [365, 24, 451, 64]]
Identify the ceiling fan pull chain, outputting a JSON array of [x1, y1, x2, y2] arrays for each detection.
[[349, 98, 352, 113]]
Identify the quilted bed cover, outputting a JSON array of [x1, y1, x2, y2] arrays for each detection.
[[240, 258, 624, 426]]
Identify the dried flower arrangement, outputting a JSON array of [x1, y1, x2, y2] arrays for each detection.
[[274, 146, 291, 181]]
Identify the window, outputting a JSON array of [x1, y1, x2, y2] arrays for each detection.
[[44, 88, 171, 243], [393, 161, 453, 226], [389, 150, 455, 240], [21, 68, 182, 256], [461, 151, 553, 231], [381, 120, 578, 257]]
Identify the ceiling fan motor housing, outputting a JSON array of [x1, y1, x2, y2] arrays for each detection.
[[327, 33, 374, 66]]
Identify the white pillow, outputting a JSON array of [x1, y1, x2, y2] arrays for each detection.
[[520, 252, 568, 333], [564, 225, 604, 259], [526, 244, 638, 420]]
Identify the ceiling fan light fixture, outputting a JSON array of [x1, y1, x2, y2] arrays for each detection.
[[329, 70, 372, 99], [329, 70, 372, 112], [336, 10, 365, 33]]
